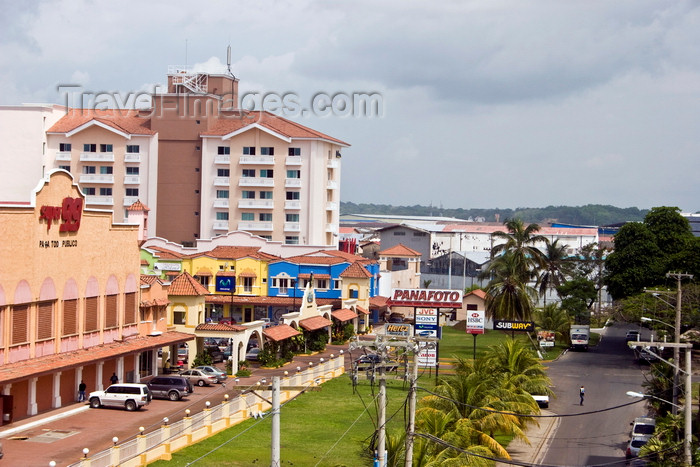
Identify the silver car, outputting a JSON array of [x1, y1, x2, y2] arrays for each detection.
[[194, 365, 227, 383], [179, 369, 219, 387]]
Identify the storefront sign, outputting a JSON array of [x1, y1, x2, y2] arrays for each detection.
[[417, 342, 437, 367], [216, 276, 235, 293], [39, 197, 83, 232], [466, 310, 485, 335], [154, 262, 181, 271], [384, 323, 412, 337], [389, 288, 463, 307], [493, 320, 535, 332], [415, 307, 438, 325], [537, 330, 555, 347]]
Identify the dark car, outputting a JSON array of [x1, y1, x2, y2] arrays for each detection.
[[204, 346, 225, 363], [145, 376, 193, 401]]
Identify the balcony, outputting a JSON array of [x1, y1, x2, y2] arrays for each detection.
[[326, 202, 338, 210], [79, 174, 114, 184], [123, 196, 139, 206], [238, 222, 273, 231], [327, 159, 339, 168], [124, 175, 140, 185], [239, 177, 274, 187], [285, 179, 302, 188], [80, 152, 114, 162], [215, 154, 230, 164], [213, 199, 230, 208], [285, 200, 301, 210], [238, 199, 274, 209], [86, 196, 113, 205], [284, 222, 301, 232], [286, 156, 302, 165], [326, 180, 338, 190], [56, 152, 72, 161], [239, 155, 275, 165], [214, 177, 230, 186], [213, 221, 230, 231], [124, 153, 141, 163]]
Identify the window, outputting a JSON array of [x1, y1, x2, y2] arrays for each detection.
[[100, 166, 113, 174], [413, 232, 427, 237], [241, 190, 255, 199], [126, 188, 139, 196], [260, 235, 272, 240], [333, 280, 340, 289], [243, 146, 256, 155], [260, 169, 273, 178], [83, 166, 96, 174], [242, 169, 256, 177], [393, 231, 406, 236], [317, 279, 328, 289], [350, 289, 359, 299], [126, 166, 139, 174], [216, 212, 229, 221], [288, 147, 301, 156], [37, 301, 54, 340], [83, 187, 96, 195], [278, 278, 289, 294], [259, 191, 273, 199], [217, 168, 230, 177], [286, 213, 299, 222], [259, 213, 272, 222], [174, 310, 186, 325], [216, 190, 229, 199], [286, 170, 301, 179], [195, 276, 210, 288], [83, 144, 96, 152], [126, 145, 139, 153], [261, 147, 274, 155], [63, 299, 77, 336], [11, 305, 29, 345], [100, 187, 112, 196], [243, 277, 254, 293], [60, 143, 72, 152], [100, 144, 113, 153], [105, 294, 118, 328], [59, 165, 70, 171], [286, 191, 300, 200], [217, 146, 230, 155], [285, 236, 299, 244], [242, 213, 254, 221]]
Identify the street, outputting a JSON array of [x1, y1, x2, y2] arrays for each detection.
[[543, 323, 653, 466]]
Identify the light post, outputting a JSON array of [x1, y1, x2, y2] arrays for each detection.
[[626, 391, 682, 409]]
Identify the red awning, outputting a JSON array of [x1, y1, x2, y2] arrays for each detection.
[[238, 269, 257, 278], [195, 323, 246, 332], [216, 271, 236, 277], [298, 273, 331, 280], [299, 316, 332, 331], [195, 268, 213, 277], [331, 308, 358, 322], [264, 324, 301, 342], [356, 305, 370, 315]]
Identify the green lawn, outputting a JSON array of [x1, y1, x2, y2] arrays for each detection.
[[151, 326, 566, 466]]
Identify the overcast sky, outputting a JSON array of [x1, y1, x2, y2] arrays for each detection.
[[2, 0, 699, 213]]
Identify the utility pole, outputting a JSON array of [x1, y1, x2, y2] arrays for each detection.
[[271, 376, 280, 467], [667, 272, 693, 415], [404, 350, 420, 467], [377, 358, 386, 467]]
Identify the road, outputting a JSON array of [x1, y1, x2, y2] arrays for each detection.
[[542, 323, 654, 466]]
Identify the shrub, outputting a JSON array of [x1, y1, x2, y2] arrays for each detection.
[[192, 351, 212, 368], [235, 368, 251, 377]]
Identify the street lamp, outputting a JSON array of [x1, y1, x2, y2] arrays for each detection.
[[641, 316, 674, 332], [625, 391, 681, 409]]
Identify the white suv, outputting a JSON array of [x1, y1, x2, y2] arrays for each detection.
[[89, 383, 151, 411]]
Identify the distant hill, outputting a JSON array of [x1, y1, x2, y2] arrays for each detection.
[[339, 202, 647, 226]]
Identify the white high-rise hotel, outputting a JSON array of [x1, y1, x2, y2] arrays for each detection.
[[0, 69, 349, 246]]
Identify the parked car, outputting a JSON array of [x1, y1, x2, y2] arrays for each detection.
[[631, 417, 656, 437], [530, 394, 550, 409], [626, 330, 641, 343], [354, 354, 398, 372], [179, 369, 219, 387], [245, 347, 261, 361], [635, 346, 660, 364], [626, 435, 650, 459], [195, 365, 227, 383], [178, 345, 189, 363], [145, 376, 193, 401], [88, 383, 151, 411], [204, 346, 225, 363], [388, 313, 405, 323]]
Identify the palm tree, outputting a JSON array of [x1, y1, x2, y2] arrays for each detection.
[[483, 252, 538, 322], [537, 239, 572, 305], [491, 218, 548, 281], [534, 303, 571, 344]]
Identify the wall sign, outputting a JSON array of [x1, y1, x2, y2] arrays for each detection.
[[493, 320, 535, 332], [216, 276, 235, 293], [39, 197, 82, 232], [389, 288, 463, 307]]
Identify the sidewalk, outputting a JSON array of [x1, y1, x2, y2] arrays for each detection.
[[496, 411, 559, 466]]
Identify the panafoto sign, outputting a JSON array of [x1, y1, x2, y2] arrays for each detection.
[[389, 288, 463, 308], [466, 310, 485, 335], [493, 320, 535, 332]]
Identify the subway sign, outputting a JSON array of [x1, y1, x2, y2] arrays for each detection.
[[388, 288, 463, 308], [493, 320, 535, 332]]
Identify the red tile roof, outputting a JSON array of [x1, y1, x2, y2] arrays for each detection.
[[47, 109, 156, 136], [356, 305, 369, 315], [195, 322, 247, 332], [466, 289, 487, 300], [126, 200, 150, 211], [298, 273, 331, 280], [378, 244, 421, 257], [339, 262, 372, 278], [369, 296, 390, 309], [0, 331, 193, 385], [206, 245, 265, 260], [331, 308, 358, 322], [169, 272, 209, 296], [201, 111, 349, 146], [141, 298, 170, 307], [148, 246, 186, 259], [264, 324, 301, 342], [299, 316, 333, 331], [140, 275, 162, 285], [204, 295, 341, 308]]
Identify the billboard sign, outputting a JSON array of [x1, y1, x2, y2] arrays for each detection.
[[466, 310, 485, 335], [388, 288, 463, 308], [537, 330, 556, 347], [384, 323, 412, 337], [415, 307, 438, 325], [493, 320, 535, 332], [417, 342, 437, 367]]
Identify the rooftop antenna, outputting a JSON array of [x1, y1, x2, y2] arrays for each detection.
[[227, 45, 236, 79]]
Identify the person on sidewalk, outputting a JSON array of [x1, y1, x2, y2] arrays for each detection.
[[78, 381, 87, 402], [579, 385, 585, 405], [110, 373, 118, 385]]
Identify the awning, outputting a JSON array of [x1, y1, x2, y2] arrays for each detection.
[[356, 305, 370, 315], [298, 273, 331, 280], [0, 331, 194, 386], [264, 324, 301, 342], [195, 268, 213, 277], [195, 323, 247, 332], [299, 316, 332, 331], [216, 271, 236, 277], [331, 308, 358, 322], [238, 269, 257, 278], [140, 298, 170, 307]]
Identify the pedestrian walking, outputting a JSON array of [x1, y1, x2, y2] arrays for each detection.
[[579, 385, 585, 406], [110, 372, 118, 385], [78, 381, 87, 402]]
